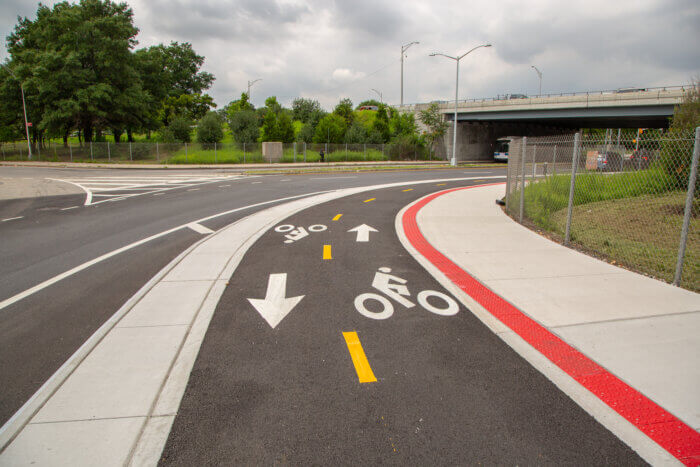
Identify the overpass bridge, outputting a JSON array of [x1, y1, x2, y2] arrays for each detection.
[[402, 86, 688, 161]]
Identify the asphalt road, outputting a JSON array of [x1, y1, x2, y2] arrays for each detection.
[[0, 166, 504, 428], [160, 181, 643, 464]]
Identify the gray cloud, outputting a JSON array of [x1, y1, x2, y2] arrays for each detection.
[[2, 0, 698, 110]]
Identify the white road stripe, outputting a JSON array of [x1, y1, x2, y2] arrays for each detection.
[[187, 222, 214, 234], [2, 216, 23, 222], [60, 206, 78, 211]]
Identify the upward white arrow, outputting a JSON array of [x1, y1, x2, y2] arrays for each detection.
[[247, 273, 304, 329], [348, 224, 378, 242]]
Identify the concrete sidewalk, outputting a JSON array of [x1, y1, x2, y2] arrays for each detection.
[[414, 183, 700, 464]]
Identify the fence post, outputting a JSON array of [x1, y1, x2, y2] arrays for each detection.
[[185, 142, 187, 162], [364, 143, 367, 161], [1, 144, 4, 161], [129, 142, 133, 161], [673, 126, 700, 286], [156, 142, 159, 161], [519, 137, 527, 223], [293, 142, 296, 163], [90, 141, 93, 161], [345, 143, 348, 161], [214, 142, 217, 163], [564, 132, 581, 246], [69, 142, 72, 162], [107, 142, 110, 162], [532, 144, 537, 178], [304, 142, 306, 162], [243, 143, 246, 164], [552, 144, 557, 176]]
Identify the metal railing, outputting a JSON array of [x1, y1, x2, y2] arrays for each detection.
[[504, 128, 700, 291]]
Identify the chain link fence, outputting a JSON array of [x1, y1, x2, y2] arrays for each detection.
[[0, 141, 441, 164], [505, 128, 700, 292]]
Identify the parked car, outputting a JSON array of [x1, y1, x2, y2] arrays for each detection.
[[629, 149, 655, 169], [596, 151, 623, 171]]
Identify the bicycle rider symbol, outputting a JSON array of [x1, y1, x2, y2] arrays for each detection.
[[354, 267, 459, 320]]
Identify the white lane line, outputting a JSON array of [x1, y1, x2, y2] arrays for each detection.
[[187, 188, 199, 192], [153, 193, 164, 196], [219, 184, 231, 187], [0, 191, 331, 313], [310, 176, 357, 179], [60, 206, 78, 211], [2, 216, 24, 222], [187, 222, 214, 234], [280, 179, 291, 182], [252, 181, 262, 184]]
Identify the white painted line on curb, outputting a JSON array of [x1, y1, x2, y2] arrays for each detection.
[[187, 223, 214, 235], [60, 206, 78, 211], [2, 216, 23, 222]]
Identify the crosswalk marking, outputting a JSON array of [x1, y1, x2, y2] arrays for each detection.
[[50, 174, 248, 205]]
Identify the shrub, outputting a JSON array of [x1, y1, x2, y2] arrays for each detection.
[[169, 117, 192, 143], [197, 112, 224, 143]]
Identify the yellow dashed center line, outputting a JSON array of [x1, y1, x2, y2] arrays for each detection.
[[364, 198, 376, 203], [474, 179, 485, 182], [402, 188, 413, 192], [436, 183, 446, 186], [332, 213, 343, 221], [323, 244, 332, 260], [342, 331, 377, 383]]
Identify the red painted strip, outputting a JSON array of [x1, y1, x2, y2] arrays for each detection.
[[403, 184, 700, 466]]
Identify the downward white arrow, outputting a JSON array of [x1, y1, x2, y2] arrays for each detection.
[[348, 224, 378, 242], [247, 273, 304, 329]]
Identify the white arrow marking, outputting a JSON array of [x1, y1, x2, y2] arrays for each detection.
[[247, 273, 304, 328], [348, 224, 378, 242]]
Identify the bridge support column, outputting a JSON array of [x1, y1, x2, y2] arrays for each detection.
[[444, 122, 498, 162]]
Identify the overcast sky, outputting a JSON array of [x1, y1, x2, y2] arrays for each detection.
[[2, 0, 699, 110]]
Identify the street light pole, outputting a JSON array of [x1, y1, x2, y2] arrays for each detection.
[[400, 41, 419, 107], [247, 78, 262, 101], [531, 65, 542, 96], [430, 44, 492, 166], [1, 63, 32, 160], [371, 88, 383, 105]]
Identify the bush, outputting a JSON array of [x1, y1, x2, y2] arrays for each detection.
[[229, 110, 259, 143], [169, 117, 193, 143], [197, 112, 224, 144]]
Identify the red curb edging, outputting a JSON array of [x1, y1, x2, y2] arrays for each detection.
[[402, 184, 700, 466]]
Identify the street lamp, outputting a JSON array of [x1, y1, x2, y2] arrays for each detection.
[[430, 43, 492, 166], [1, 63, 32, 160], [247, 78, 262, 101], [400, 41, 419, 107], [371, 88, 383, 105], [531, 65, 542, 96]]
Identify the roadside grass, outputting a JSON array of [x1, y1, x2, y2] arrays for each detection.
[[163, 147, 388, 164], [511, 167, 698, 291], [549, 193, 699, 291]]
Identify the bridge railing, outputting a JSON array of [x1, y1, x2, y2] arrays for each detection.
[[504, 128, 700, 291]]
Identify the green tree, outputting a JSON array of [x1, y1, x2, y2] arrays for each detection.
[[313, 114, 346, 143], [264, 96, 282, 115], [334, 98, 354, 127], [660, 81, 700, 191], [168, 116, 192, 143], [197, 111, 223, 143], [276, 112, 295, 143], [419, 103, 448, 156], [371, 104, 390, 142], [357, 99, 381, 108], [160, 93, 215, 126], [345, 122, 369, 143], [229, 110, 259, 143], [292, 98, 321, 123], [260, 110, 279, 141]]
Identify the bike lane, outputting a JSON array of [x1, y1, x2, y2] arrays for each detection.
[[160, 181, 643, 465]]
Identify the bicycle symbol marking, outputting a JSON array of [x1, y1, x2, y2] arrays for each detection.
[[275, 224, 327, 243], [354, 267, 459, 320]]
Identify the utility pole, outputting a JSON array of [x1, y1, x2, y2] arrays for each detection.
[[400, 41, 419, 107], [247, 78, 262, 101], [430, 44, 492, 166], [531, 65, 542, 96], [1, 64, 32, 160]]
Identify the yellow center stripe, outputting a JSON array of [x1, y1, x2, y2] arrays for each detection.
[[342, 331, 377, 383], [364, 198, 376, 203], [402, 188, 413, 192], [323, 244, 332, 260], [436, 183, 446, 186], [332, 214, 343, 221]]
